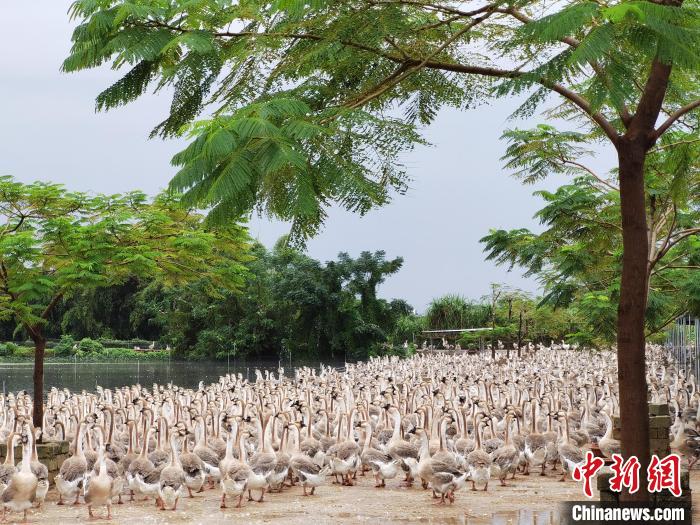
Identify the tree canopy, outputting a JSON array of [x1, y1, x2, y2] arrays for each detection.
[[481, 124, 700, 341], [0, 176, 250, 426], [63, 0, 700, 499]]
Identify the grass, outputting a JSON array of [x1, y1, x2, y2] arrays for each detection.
[[0, 347, 171, 362]]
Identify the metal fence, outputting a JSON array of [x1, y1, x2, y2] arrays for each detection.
[[666, 314, 700, 381]]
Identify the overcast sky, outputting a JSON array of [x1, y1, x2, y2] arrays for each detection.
[[0, 2, 615, 311]]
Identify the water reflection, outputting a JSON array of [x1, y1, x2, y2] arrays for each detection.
[[0, 359, 341, 396], [489, 509, 559, 525], [413, 509, 558, 525]]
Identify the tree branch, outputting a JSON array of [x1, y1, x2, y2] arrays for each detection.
[[560, 158, 619, 191], [654, 99, 700, 138]]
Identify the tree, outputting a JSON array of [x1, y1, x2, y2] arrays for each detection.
[[481, 125, 700, 343], [64, 0, 700, 499], [0, 177, 250, 428], [425, 294, 491, 329]]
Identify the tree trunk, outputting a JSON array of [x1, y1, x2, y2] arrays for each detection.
[[517, 310, 523, 358], [31, 332, 46, 433], [616, 139, 651, 502]]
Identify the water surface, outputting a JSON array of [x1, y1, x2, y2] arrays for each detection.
[[0, 358, 340, 396]]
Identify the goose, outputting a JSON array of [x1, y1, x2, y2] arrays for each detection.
[[158, 428, 185, 510], [27, 426, 48, 508], [327, 411, 360, 486], [177, 426, 206, 497], [466, 417, 492, 491], [385, 406, 419, 486], [671, 419, 700, 468], [1, 424, 37, 523], [357, 421, 398, 487], [491, 412, 519, 486], [429, 462, 468, 505], [246, 415, 275, 502], [267, 417, 290, 492], [56, 421, 88, 505], [220, 421, 251, 508], [0, 432, 18, 498], [288, 423, 331, 496], [148, 417, 170, 469], [84, 429, 113, 520], [117, 420, 138, 481], [556, 411, 585, 482], [524, 402, 547, 475], [598, 411, 621, 458], [413, 427, 435, 490], [299, 407, 325, 467], [193, 416, 221, 486], [127, 420, 157, 501]]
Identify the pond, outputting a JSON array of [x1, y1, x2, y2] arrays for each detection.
[[0, 358, 342, 396]]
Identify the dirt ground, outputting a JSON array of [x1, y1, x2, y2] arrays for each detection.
[[6, 471, 700, 525]]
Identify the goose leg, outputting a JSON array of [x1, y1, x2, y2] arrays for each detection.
[[57, 494, 64, 505], [187, 487, 193, 498], [107, 504, 112, 520], [471, 481, 477, 491], [483, 481, 488, 491], [220, 493, 227, 508], [302, 485, 308, 496], [236, 494, 244, 508], [117, 494, 123, 504], [73, 493, 81, 505], [257, 488, 266, 502], [310, 486, 316, 495], [173, 497, 179, 511]]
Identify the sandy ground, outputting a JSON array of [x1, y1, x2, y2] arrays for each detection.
[[5, 471, 699, 525]]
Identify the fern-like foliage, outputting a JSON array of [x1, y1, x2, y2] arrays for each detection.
[[63, 0, 700, 242]]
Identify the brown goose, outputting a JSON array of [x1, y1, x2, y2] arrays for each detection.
[[556, 411, 585, 482], [491, 413, 518, 486], [158, 428, 185, 510], [466, 417, 492, 491], [1, 426, 37, 523], [288, 423, 330, 496], [56, 421, 88, 505], [178, 427, 206, 497], [84, 429, 113, 520], [0, 432, 18, 498], [357, 421, 398, 487]]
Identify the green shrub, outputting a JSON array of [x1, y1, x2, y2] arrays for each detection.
[[100, 348, 170, 361], [11, 346, 33, 358], [53, 335, 76, 357], [0, 344, 10, 357], [77, 338, 103, 355], [98, 338, 154, 349]]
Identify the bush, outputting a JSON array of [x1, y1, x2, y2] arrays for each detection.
[[98, 338, 154, 349], [0, 344, 10, 357], [77, 338, 104, 356], [100, 348, 170, 361], [53, 335, 76, 357], [11, 346, 33, 358]]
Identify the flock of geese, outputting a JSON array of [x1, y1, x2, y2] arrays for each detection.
[[0, 344, 698, 521]]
